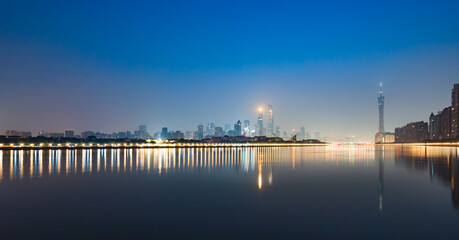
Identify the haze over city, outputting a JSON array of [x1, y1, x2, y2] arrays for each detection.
[[1, 1, 459, 141]]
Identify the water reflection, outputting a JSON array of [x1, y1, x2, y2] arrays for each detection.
[[394, 146, 459, 209], [0, 146, 374, 185], [3, 145, 458, 209]]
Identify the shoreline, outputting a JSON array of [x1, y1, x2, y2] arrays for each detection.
[[0, 142, 331, 150], [376, 142, 459, 147]]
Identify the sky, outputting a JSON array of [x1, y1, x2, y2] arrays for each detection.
[[1, 0, 459, 141]]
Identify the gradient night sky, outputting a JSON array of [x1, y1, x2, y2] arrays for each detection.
[[1, 0, 459, 141]]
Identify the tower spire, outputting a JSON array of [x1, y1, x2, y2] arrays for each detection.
[[378, 82, 385, 133]]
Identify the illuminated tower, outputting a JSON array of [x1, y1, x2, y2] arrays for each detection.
[[378, 82, 385, 133], [257, 107, 264, 136], [267, 104, 274, 137]]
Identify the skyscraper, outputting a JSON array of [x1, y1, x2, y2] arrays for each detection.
[[256, 107, 264, 136], [137, 125, 149, 139], [197, 124, 204, 140], [243, 120, 250, 136], [224, 124, 231, 135], [378, 82, 385, 133], [234, 120, 242, 136], [267, 104, 274, 137], [161, 127, 168, 139], [214, 127, 224, 137], [299, 127, 306, 140]]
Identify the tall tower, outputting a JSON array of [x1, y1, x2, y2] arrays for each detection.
[[267, 104, 274, 136], [378, 82, 385, 133], [257, 107, 264, 136]]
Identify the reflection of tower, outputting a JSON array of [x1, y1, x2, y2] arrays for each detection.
[[267, 104, 274, 137], [257, 107, 264, 136], [378, 82, 385, 133], [376, 146, 384, 211], [452, 149, 459, 208]]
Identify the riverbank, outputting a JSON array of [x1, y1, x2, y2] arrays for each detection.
[[376, 142, 459, 147], [0, 142, 331, 150]]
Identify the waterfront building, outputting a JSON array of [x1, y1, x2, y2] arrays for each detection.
[[267, 104, 274, 137], [395, 121, 429, 143], [275, 126, 280, 138], [452, 84, 459, 138], [429, 106, 452, 141]]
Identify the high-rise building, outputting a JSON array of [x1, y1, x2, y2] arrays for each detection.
[[234, 120, 242, 136], [299, 127, 306, 140], [452, 84, 459, 138], [429, 106, 452, 141], [214, 127, 224, 137], [65, 129, 75, 138], [395, 121, 428, 143], [197, 124, 204, 140], [171, 131, 184, 140], [267, 104, 274, 137], [378, 82, 385, 133], [161, 127, 168, 139], [275, 126, 280, 138], [256, 107, 264, 136], [243, 120, 250, 136], [206, 122, 215, 136], [137, 125, 149, 139]]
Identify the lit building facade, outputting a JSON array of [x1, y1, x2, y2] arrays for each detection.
[[267, 104, 274, 137], [256, 107, 264, 136]]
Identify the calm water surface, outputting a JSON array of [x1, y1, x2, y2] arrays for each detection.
[[0, 146, 458, 239]]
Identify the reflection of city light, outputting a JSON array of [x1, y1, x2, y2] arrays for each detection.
[[269, 172, 272, 186], [258, 174, 262, 189]]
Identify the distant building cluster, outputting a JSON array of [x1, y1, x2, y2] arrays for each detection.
[[1, 125, 151, 140], [154, 104, 320, 142], [1, 104, 324, 143], [393, 83, 459, 143]]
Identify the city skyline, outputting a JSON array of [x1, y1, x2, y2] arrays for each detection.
[[1, 1, 459, 141]]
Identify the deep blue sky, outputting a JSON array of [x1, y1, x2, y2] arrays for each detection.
[[1, 0, 459, 140]]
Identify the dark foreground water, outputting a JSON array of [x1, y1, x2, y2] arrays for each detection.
[[0, 145, 458, 239]]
